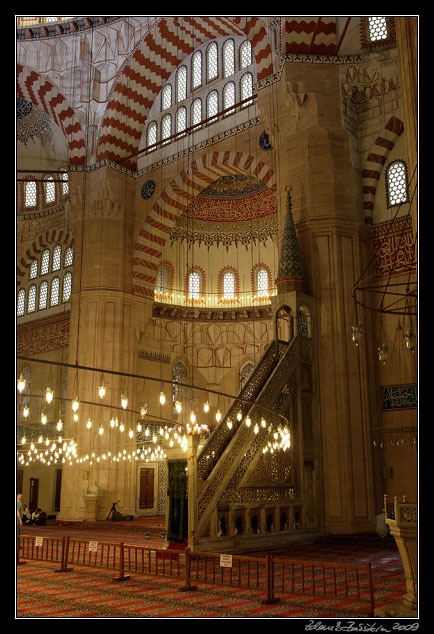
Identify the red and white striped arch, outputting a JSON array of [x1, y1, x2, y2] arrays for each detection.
[[17, 229, 74, 288], [17, 64, 86, 165], [362, 115, 405, 221], [133, 150, 276, 298], [97, 16, 273, 169]]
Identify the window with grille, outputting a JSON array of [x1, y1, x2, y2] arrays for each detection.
[[25, 181, 37, 207], [161, 84, 172, 111], [64, 247, 74, 267], [147, 122, 157, 151], [368, 16, 388, 41], [256, 268, 269, 297], [176, 66, 187, 102], [240, 40, 252, 69], [240, 72, 253, 107], [39, 280, 48, 310], [52, 245, 62, 271], [207, 42, 218, 82], [223, 271, 235, 299], [191, 98, 202, 127], [41, 249, 50, 275], [17, 289, 25, 316], [63, 272, 72, 302], [50, 277, 60, 306], [162, 114, 172, 145], [176, 107, 187, 136], [61, 170, 69, 195], [207, 90, 218, 124], [223, 39, 235, 78], [386, 160, 409, 207], [45, 176, 55, 203], [156, 264, 170, 294], [223, 82, 236, 115], [27, 285, 36, 313], [192, 51, 202, 90], [188, 271, 201, 299], [29, 260, 38, 280]]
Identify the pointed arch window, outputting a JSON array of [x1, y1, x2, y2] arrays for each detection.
[[176, 65, 187, 102], [64, 247, 74, 267], [223, 81, 236, 116], [52, 244, 62, 271], [386, 160, 409, 207], [29, 260, 38, 280], [161, 84, 172, 111], [206, 90, 218, 124], [222, 39, 235, 78], [240, 72, 253, 107], [240, 40, 252, 69], [63, 272, 72, 303], [41, 249, 50, 275], [223, 271, 235, 299], [50, 277, 60, 307], [191, 50, 202, 90], [207, 42, 218, 82], [17, 288, 26, 317], [27, 285, 36, 313], [147, 121, 157, 152], [39, 280, 48, 310], [256, 267, 269, 297], [188, 270, 201, 300]]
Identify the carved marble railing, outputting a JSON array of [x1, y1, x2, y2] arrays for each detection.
[[197, 340, 288, 482], [196, 337, 300, 536]]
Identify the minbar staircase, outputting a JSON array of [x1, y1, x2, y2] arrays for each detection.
[[193, 334, 317, 551]]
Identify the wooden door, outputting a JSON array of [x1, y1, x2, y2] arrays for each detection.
[[139, 468, 154, 509], [29, 477, 38, 512]]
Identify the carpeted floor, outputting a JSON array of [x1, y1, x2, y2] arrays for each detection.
[[16, 519, 407, 619]]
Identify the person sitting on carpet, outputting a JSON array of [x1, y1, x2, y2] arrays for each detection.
[[22, 505, 31, 524], [31, 509, 46, 525]]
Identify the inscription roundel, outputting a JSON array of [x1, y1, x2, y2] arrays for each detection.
[[141, 179, 156, 200]]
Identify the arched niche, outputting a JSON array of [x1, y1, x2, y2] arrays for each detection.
[[275, 305, 294, 343]]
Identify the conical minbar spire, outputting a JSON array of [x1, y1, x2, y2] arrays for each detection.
[[275, 186, 306, 294]]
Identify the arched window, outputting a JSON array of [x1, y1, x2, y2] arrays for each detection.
[[240, 72, 253, 107], [176, 66, 187, 102], [41, 249, 50, 275], [188, 270, 201, 299], [240, 40, 252, 69], [25, 181, 37, 207], [191, 50, 202, 90], [52, 244, 62, 271], [255, 267, 269, 297], [64, 247, 74, 267], [29, 260, 38, 280], [191, 98, 202, 128], [222, 39, 235, 78], [176, 106, 187, 136], [161, 113, 172, 145], [386, 160, 409, 207], [223, 271, 235, 299], [17, 289, 26, 317], [63, 272, 72, 303], [39, 280, 48, 310], [206, 90, 219, 124], [147, 121, 157, 151], [161, 84, 172, 111], [223, 81, 236, 116], [50, 277, 60, 306], [156, 264, 170, 294], [207, 42, 218, 82], [45, 176, 55, 204], [27, 285, 36, 313], [368, 16, 388, 41]]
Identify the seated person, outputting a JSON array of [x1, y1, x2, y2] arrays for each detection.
[[31, 509, 46, 525], [22, 505, 32, 523]]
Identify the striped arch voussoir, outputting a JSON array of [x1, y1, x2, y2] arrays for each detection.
[[17, 64, 86, 165], [132, 150, 276, 298], [362, 116, 405, 220], [17, 230, 74, 287]]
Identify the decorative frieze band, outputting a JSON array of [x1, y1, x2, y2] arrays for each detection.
[[17, 312, 70, 356]]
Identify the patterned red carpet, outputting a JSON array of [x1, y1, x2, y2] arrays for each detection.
[[16, 521, 407, 619]]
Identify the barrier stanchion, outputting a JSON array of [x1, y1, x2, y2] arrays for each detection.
[[180, 548, 198, 592], [261, 555, 280, 605], [55, 536, 73, 573], [112, 542, 131, 582], [17, 536, 26, 566]]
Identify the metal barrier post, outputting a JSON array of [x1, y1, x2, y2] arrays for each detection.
[[55, 536, 73, 573], [180, 548, 198, 592], [112, 542, 131, 582], [366, 563, 375, 617], [17, 536, 26, 566], [261, 555, 280, 605]]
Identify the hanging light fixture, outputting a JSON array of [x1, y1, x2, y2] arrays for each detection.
[[159, 390, 166, 405], [215, 409, 222, 423], [404, 328, 415, 352], [351, 323, 363, 346], [190, 410, 196, 424], [175, 400, 182, 414], [56, 419, 63, 431], [86, 418, 92, 429], [377, 341, 389, 364], [98, 374, 106, 398], [72, 397, 80, 413], [17, 377, 26, 393], [203, 401, 210, 413], [45, 387, 54, 404], [121, 393, 128, 409], [23, 405, 29, 418], [245, 416, 251, 427]]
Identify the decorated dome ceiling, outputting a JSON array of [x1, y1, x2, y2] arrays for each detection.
[[170, 174, 277, 249]]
